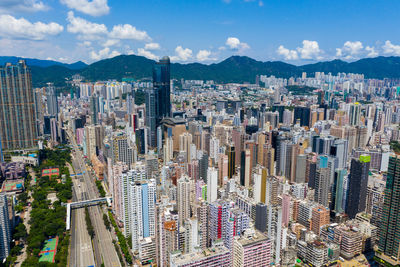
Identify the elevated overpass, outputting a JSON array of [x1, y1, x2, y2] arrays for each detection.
[[64, 197, 112, 230]]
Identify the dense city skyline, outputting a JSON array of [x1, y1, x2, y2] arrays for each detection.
[[1, 0, 400, 64], [2, 1, 400, 267]]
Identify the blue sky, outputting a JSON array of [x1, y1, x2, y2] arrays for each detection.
[[0, 0, 399, 64]]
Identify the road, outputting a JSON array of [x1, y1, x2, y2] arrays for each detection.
[[69, 163, 95, 267], [68, 129, 121, 267]]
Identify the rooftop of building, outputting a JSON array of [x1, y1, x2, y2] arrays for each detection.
[[164, 220, 177, 231], [161, 117, 186, 126], [171, 241, 229, 265], [235, 229, 269, 247]]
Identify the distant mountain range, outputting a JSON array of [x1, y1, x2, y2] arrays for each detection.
[[4, 55, 400, 87], [0, 56, 87, 70]]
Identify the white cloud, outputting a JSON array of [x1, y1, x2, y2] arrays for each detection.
[[109, 24, 150, 41], [225, 37, 250, 50], [0, 14, 63, 40], [196, 50, 217, 61], [102, 39, 119, 47], [277, 40, 323, 60], [276, 45, 298, 60], [0, 38, 79, 63], [144, 42, 160, 50], [365, 46, 378, 57], [60, 0, 109, 16], [67, 12, 152, 44], [336, 41, 364, 59], [67, 11, 107, 40], [90, 47, 120, 61], [297, 40, 322, 60], [382, 40, 400, 56], [0, 0, 48, 13], [226, 37, 240, 49], [137, 48, 158, 60], [170, 46, 193, 61], [335, 48, 343, 57]]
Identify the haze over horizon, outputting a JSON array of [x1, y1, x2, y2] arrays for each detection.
[[1, 0, 400, 64]]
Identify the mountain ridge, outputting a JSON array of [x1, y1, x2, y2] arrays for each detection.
[[0, 56, 87, 70], [15, 55, 400, 87]]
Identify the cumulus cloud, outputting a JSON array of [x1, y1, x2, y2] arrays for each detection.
[[336, 41, 364, 59], [196, 50, 217, 62], [67, 11, 152, 44], [0, 38, 80, 63], [102, 39, 119, 47], [170, 46, 193, 61], [137, 48, 158, 60], [0, 14, 63, 40], [276, 45, 299, 60], [67, 11, 108, 40], [60, 0, 109, 16], [382, 40, 400, 56], [67, 11, 107, 40], [90, 47, 120, 61], [277, 40, 322, 60], [0, 0, 48, 13], [109, 24, 150, 41], [225, 37, 250, 50], [365, 46, 378, 58], [144, 42, 160, 50], [298, 40, 322, 60]]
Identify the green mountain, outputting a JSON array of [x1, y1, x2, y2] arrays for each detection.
[[0, 56, 87, 69], [26, 55, 400, 87], [31, 65, 78, 87]]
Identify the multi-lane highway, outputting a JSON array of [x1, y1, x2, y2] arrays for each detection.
[[70, 172, 95, 267], [68, 129, 121, 267]]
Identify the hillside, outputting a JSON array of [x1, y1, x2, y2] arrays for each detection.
[[22, 55, 400, 87], [0, 56, 87, 70]]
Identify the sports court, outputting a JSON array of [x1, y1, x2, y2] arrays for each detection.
[[39, 236, 58, 263], [41, 168, 60, 178], [0, 179, 24, 193]]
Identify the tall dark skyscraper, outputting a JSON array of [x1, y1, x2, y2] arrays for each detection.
[[153, 56, 171, 119], [240, 150, 246, 186], [255, 203, 267, 232], [146, 87, 158, 148], [377, 155, 400, 266], [90, 94, 99, 125], [46, 83, 58, 116], [0, 60, 38, 157], [227, 145, 236, 179], [146, 56, 171, 148], [293, 106, 311, 127], [345, 155, 370, 219]]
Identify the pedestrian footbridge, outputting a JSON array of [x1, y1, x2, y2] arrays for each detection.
[[63, 197, 112, 230]]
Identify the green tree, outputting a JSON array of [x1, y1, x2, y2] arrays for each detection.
[[10, 245, 22, 256], [103, 214, 111, 231], [14, 223, 27, 240]]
